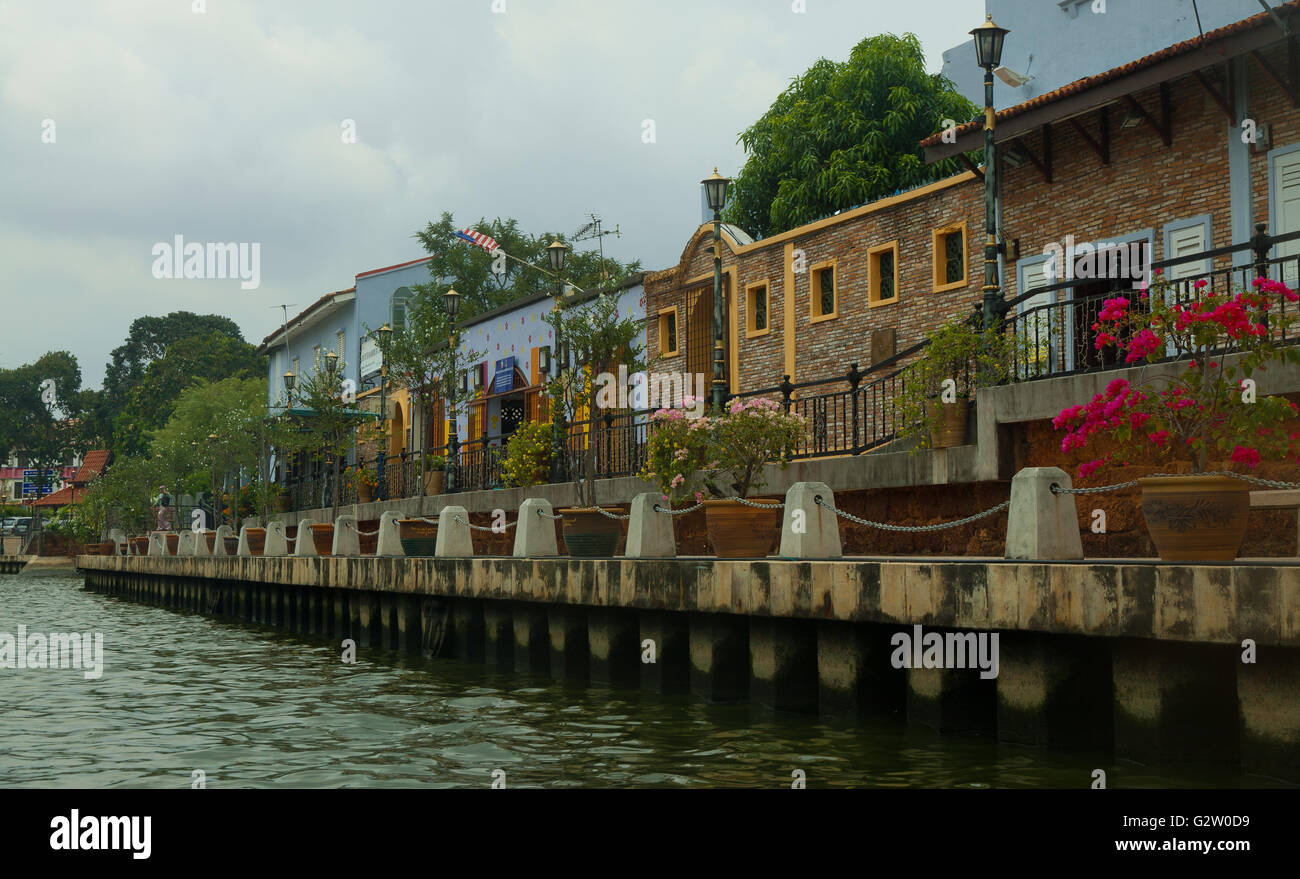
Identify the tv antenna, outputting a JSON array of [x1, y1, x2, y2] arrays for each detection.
[[573, 213, 621, 280]]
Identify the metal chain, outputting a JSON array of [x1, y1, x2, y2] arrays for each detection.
[[536, 508, 564, 521], [562, 506, 632, 520], [454, 515, 517, 532], [731, 497, 785, 509], [1052, 470, 1300, 495], [815, 495, 1010, 532], [345, 521, 380, 537], [654, 502, 705, 516]]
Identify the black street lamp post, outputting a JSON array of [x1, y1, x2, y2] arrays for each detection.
[[546, 239, 568, 483], [702, 168, 731, 413], [374, 323, 392, 499], [444, 287, 461, 493], [971, 14, 1010, 331]]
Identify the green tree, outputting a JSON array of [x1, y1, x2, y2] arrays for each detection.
[[723, 33, 980, 239], [113, 331, 262, 455], [0, 351, 86, 509], [291, 361, 371, 521], [412, 213, 642, 320], [103, 312, 245, 401], [371, 289, 483, 496]]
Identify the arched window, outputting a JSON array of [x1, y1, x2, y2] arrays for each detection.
[[391, 287, 413, 333]]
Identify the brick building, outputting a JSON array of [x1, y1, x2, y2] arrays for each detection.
[[647, 3, 1300, 403]]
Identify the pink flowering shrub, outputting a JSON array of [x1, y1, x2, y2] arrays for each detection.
[[641, 396, 805, 502], [1054, 275, 1300, 477]]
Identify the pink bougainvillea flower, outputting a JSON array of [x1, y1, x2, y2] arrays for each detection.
[[1231, 445, 1262, 468]]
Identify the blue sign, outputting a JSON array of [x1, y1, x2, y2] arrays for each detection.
[[492, 356, 516, 394], [21, 483, 55, 498]]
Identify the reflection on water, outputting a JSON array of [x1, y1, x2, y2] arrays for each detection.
[[0, 574, 1281, 788]]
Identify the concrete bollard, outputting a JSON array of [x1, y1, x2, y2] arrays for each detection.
[[1005, 466, 1084, 560], [294, 518, 318, 557], [214, 525, 234, 556], [178, 531, 197, 557], [624, 493, 676, 558], [435, 506, 474, 557], [779, 481, 842, 559], [377, 511, 405, 557], [192, 529, 212, 557], [237, 525, 254, 556], [332, 516, 360, 557], [109, 529, 126, 556], [148, 531, 168, 556], [513, 498, 558, 558], [264, 520, 290, 557]]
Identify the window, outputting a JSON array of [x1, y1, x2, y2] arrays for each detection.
[[1163, 215, 1212, 282], [292, 356, 300, 378], [313, 345, 321, 370], [868, 242, 899, 307], [658, 307, 679, 356], [746, 282, 770, 337], [810, 261, 837, 322], [336, 330, 345, 361], [391, 287, 412, 332], [932, 222, 967, 291]]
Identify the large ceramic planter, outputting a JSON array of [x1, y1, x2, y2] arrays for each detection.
[[703, 498, 783, 559], [204, 531, 216, 553], [425, 470, 446, 497], [398, 519, 439, 556], [118, 542, 128, 556], [560, 508, 624, 558], [925, 399, 970, 449], [358, 484, 375, 505], [222, 536, 238, 555], [1138, 474, 1250, 562], [357, 522, 378, 556], [244, 528, 266, 556], [310, 523, 335, 556], [165, 533, 179, 555], [129, 537, 148, 556]]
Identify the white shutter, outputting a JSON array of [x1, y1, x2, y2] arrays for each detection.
[[1275, 150, 1300, 286], [1017, 258, 1055, 377], [336, 330, 345, 361], [1166, 223, 1207, 280]]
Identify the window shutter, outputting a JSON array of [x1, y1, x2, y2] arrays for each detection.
[[1166, 224, 1207, 280]]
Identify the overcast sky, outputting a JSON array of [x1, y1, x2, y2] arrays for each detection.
[[0, 0, 983, 389]]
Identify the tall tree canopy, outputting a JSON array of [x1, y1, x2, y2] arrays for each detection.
[[723, 33, 980, 239], [111, 330, 263, 455], [412, 213, 642, 321], [0, 351, 86, 495], [103, 312, 245, 401]]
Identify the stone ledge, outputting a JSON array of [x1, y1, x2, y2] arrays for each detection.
[[77, 554, 1300, 646]]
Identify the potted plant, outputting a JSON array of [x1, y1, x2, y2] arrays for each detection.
[[642, 395, 805, 558], [309, 521, 334, 555], [544, 292, 644, 557], [502, 422, 553, 489], [1053, 274, 1300, 561], [894, 315, 1020, 450], [397, 517, 439, 555], [347, 464, 379, 504], [266, 482, 292, 513], [423, 455, 446, 496]]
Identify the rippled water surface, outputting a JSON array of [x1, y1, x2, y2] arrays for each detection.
[[0, 572, 1280, 788]]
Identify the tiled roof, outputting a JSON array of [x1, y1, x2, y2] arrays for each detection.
[[72, 450, 111, 484], [258, 287, 356, 349], [919, 0, 1300, 148], [26, 485, 85, 508]]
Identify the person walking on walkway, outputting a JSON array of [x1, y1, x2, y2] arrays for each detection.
[[153, 485, 174, 531]]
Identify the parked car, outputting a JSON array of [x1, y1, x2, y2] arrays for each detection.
[[0, 517, 16, 535], [12, 517, 35, 535]]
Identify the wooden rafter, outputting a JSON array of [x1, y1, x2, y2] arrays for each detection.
[[1193, 66, 1235, 120], [1069, 107, 1110, 165], [1250, 37, 1299, 107], [955, 152, 983, 179], [1009, 123, 1052, 184], [1123, 83, 1172, 147]]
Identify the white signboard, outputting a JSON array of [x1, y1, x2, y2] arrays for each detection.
[[360, 337, 382, 378]]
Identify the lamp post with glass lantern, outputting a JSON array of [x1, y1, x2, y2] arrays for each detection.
[[701, 168, 731, 413], [546, 239, 568, 483], [970, 14, 1010, 330], [373, 323, 392, 499], [443, 287, 461, 493]]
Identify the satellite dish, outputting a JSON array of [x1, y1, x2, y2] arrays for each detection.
[[994, 65, 1034, 87]]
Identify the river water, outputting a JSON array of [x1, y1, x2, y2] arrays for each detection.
[[0, 572, 1282, 789]]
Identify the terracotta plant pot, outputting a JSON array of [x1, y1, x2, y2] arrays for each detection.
[[204, 531, 216, 553], [925, 399, 970, 449], [703, 498, 783, 558], [310, 523, 335, 556], [398, 519, 439, 556], [357, 520, 379, 555], [118, 542, 128, 556], [1138, 474, 1250, 562], [129, 537, 148, 555], [245, 528, 266, 556], [165, 533, 179, 555], [560, 508, 625, 558], [424, 470, 446, 496], [358, 484, 375, 505], [223, 536, 238, 555]]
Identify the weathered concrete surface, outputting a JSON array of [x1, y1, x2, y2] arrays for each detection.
[[77, 555, 1300, 646]]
